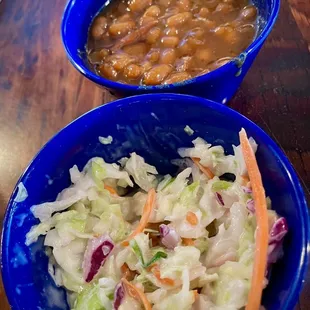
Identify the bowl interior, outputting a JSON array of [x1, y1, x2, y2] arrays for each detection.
[[61, 0, 277, 89], [2, 94, 308, 310]]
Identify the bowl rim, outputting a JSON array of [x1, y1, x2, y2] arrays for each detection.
[[1, 93, 308, 310], [61, 0, 281, 91]]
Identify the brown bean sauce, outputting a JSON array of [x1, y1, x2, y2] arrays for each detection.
[[87, 0, 258, 86]]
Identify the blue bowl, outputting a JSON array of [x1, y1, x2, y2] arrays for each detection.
[[1, 94, 308, 310], [61, 0, 280, 102]]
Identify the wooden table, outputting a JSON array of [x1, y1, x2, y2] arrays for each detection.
[[0, 0, 309, 309]]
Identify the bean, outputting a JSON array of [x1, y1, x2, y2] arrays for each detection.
[[161, 36, 180, 48], [140, 16, 156, 26], [164, 72, 191, 84], [214, 25, 229, 36], [204, 0, 219, 9], [129, 0, 152, 12], [223, 28, 239, 44], [124, 64, 143, 79], [187, 37, 204, 46], [98, 63, 118, 79], [158, 0, 173, 8], [240, 5, 257, 22], [143, 64, 172, 85], [109, 21, 135, 36], [187, 27, 205, 39], [91, 16, 107, 39], [175, 56, 193, 72], [141, 60, 153, 72], [203, 19, 216, 29], [215, 3, 234, 13], [123, 43, 148, 58], [88, 48, 110, 64], [146, 48, 161, 62], [146, 27, 161, 44], [117, 13, 132, 23], [164, 27, 178, 36], [198, 7, 210, 18], [117, 2, 128, 15], [107, 54, 136, 71], [178, 39, 195, 56], [160, 48, 177, 65], [237, 24, 255, 35], [167, 12, 192, 27], [195, 48, 214, 64], [144, 5, 161, 17], [178, 0, 190, 12]]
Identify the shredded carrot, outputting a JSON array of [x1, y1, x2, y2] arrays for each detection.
[[239, 129, 269, 310], [192, 157, 214, 179], [104, 184, 118, 195], [151, 265, 175, 286], [182, 238, 195, 246], [193, 290, 199, 300], [122, 278, 152, 310], [121, 188, 156, 246], [186, 211, 198, 226]]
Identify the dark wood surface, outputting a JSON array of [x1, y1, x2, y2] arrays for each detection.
[[0, 0, 309, 309]]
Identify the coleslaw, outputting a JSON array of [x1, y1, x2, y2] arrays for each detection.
[[26, 133, 287, 310]]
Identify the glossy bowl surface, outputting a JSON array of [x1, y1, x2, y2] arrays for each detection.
[[2, 93, 309, 310], [61, 0, 280, 102]]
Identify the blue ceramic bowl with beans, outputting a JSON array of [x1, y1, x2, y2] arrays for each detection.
[[1, 94, 309, 310], [61, 0, 279, 102]]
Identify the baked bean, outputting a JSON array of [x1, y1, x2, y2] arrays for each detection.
[[178, 0, 190, 12], [158, 0, 173, 8], [223, 28, 239, 44], [175, 56, 193, 72], [144, 5, 161, 17], [187, 37, 204, 46], [107, 54, 136, 71], [198, 7, 210, 18], [167, 12, 192, 27], [117, 13, 132, 22], [195, 48, 214, 64], [240, 5, 257, 22], [161, 36, 180, 48], [204, 0, 219, 9], [87, 0, 258, 85], [143, 64, 172, 85], [98, 63, 118, 79], [164, 72, 191, 84], [91, 16, 107, 39], [140, 16, 156, 26], [203, 19, 216, 29], [129, 0, 152, 12], [215, 3, 234, 13], [237, 24, 255, 36], [109, 21, 135, 36], [178, 39, 195, 56], [164, 27, 178, 36], [141, 60, 153, 72], [146, 48, 161, 62], [146, 27, 161, 44], [123, 43, 148, 58], [124, 64, 143, 79], [146, 27, 162, 44], [160, 48, 177, 64], [88, 48, 110, 64], [214, 25, 229, 36], [187, 27, 205, 39]]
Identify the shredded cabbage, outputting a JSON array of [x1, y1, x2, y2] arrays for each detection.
[[26, 136, 285, 310]]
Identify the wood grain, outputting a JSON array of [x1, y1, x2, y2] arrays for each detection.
[[0, 0, 309, 309]]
